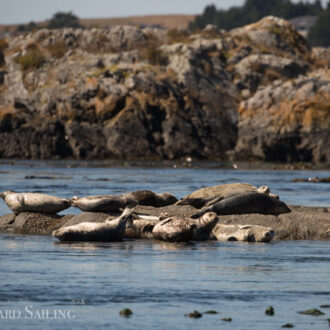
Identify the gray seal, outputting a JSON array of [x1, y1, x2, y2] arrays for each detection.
[[152, 212, 218, 242], [177, 183, 278, 208], [52, 207, 134, 242], [0, 190, 70, 214], [191, 192, 291, 219], [70, 195, 138, 212], [213, 224, 275, 242]]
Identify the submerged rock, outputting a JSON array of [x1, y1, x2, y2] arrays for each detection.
[[297, 308, 324, 316]]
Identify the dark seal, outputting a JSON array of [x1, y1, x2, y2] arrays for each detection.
[[191, 192, 291, 219]]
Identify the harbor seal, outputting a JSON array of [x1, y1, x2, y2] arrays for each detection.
[[127, 190, 178, 207], [52, 207, 134, 242], [70, 195, 137, 213], [124, 213, 169, 239], [152, 212, 218, 242], [0, 190, 71, 214], [213, 224, 275, 242], [177, 183, 278, 208], [191, 192, 291, 219]]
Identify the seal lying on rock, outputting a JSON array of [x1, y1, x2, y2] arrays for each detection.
[[127, 190, 178, 207], [177, 183, 278, 208], [152, 212, 218, 242], [213, 224, 275, 242], [0, 190, 71, 214], [124, 213, 169, 239], [52, 207, 134, 242], [70, 195, 137, 212], [191, 192, 290, 219]]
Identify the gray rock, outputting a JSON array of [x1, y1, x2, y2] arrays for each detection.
[[62, 212, 115, 227], [13, 212, 72, 235], [0, 213, 16, 231]]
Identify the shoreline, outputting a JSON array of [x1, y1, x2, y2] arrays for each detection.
[[0, 159, 330, 171]]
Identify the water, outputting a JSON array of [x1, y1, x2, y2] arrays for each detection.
[[0, 161, 329, 329]]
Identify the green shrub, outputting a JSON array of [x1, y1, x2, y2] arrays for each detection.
[[17, 48, 45, 70]]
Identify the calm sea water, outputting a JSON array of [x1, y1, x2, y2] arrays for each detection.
[[0, 161, 329, 329]]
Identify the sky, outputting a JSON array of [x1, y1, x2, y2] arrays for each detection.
[[0, 0, 328, 25]]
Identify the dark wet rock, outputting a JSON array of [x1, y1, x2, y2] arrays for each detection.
[[292, 176, 330, 183], [13, 212, 73, 235], [185, 310, 203, 318], [265, 306, 275, 316], [119, 308, 133, 318], [282, 324, 294, 328], [204, 310, 219, 314], [298, 308, 324, 316]]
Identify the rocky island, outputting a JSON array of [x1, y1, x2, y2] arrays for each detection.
[[0, 16, 329, 163]]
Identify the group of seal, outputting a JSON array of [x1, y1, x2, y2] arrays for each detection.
[[176, 183, 279, 208], [0, 182, 291, 243], [0, 190, 178, 214]]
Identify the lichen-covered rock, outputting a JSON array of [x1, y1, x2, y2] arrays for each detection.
[[0, 16, 328, 163], [232, 70, 330, 162]]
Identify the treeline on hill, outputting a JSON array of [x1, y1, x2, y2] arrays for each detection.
[[189, 0, 330, 46], [17, 11, 82, 32]]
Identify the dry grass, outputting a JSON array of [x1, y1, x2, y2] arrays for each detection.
[[46, 40, 67, 58], [81, 14, 195, 29]]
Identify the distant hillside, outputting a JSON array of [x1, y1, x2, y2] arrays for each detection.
[[0, 14, 196, 37], [81, 15, 196, 29]]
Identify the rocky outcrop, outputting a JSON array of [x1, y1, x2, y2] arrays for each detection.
[[232, 71, 330, 162], [0, 17, 329, 163]]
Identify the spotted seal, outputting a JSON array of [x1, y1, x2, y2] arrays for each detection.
[[177, 183, 278, 208], [152, 212, 218, 242], [213, 224, 275, 242], [52, 207, 134, 242], [0, 190, 70, 214], [70, 195, 137, 213], [191, 192, 291, 219]]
